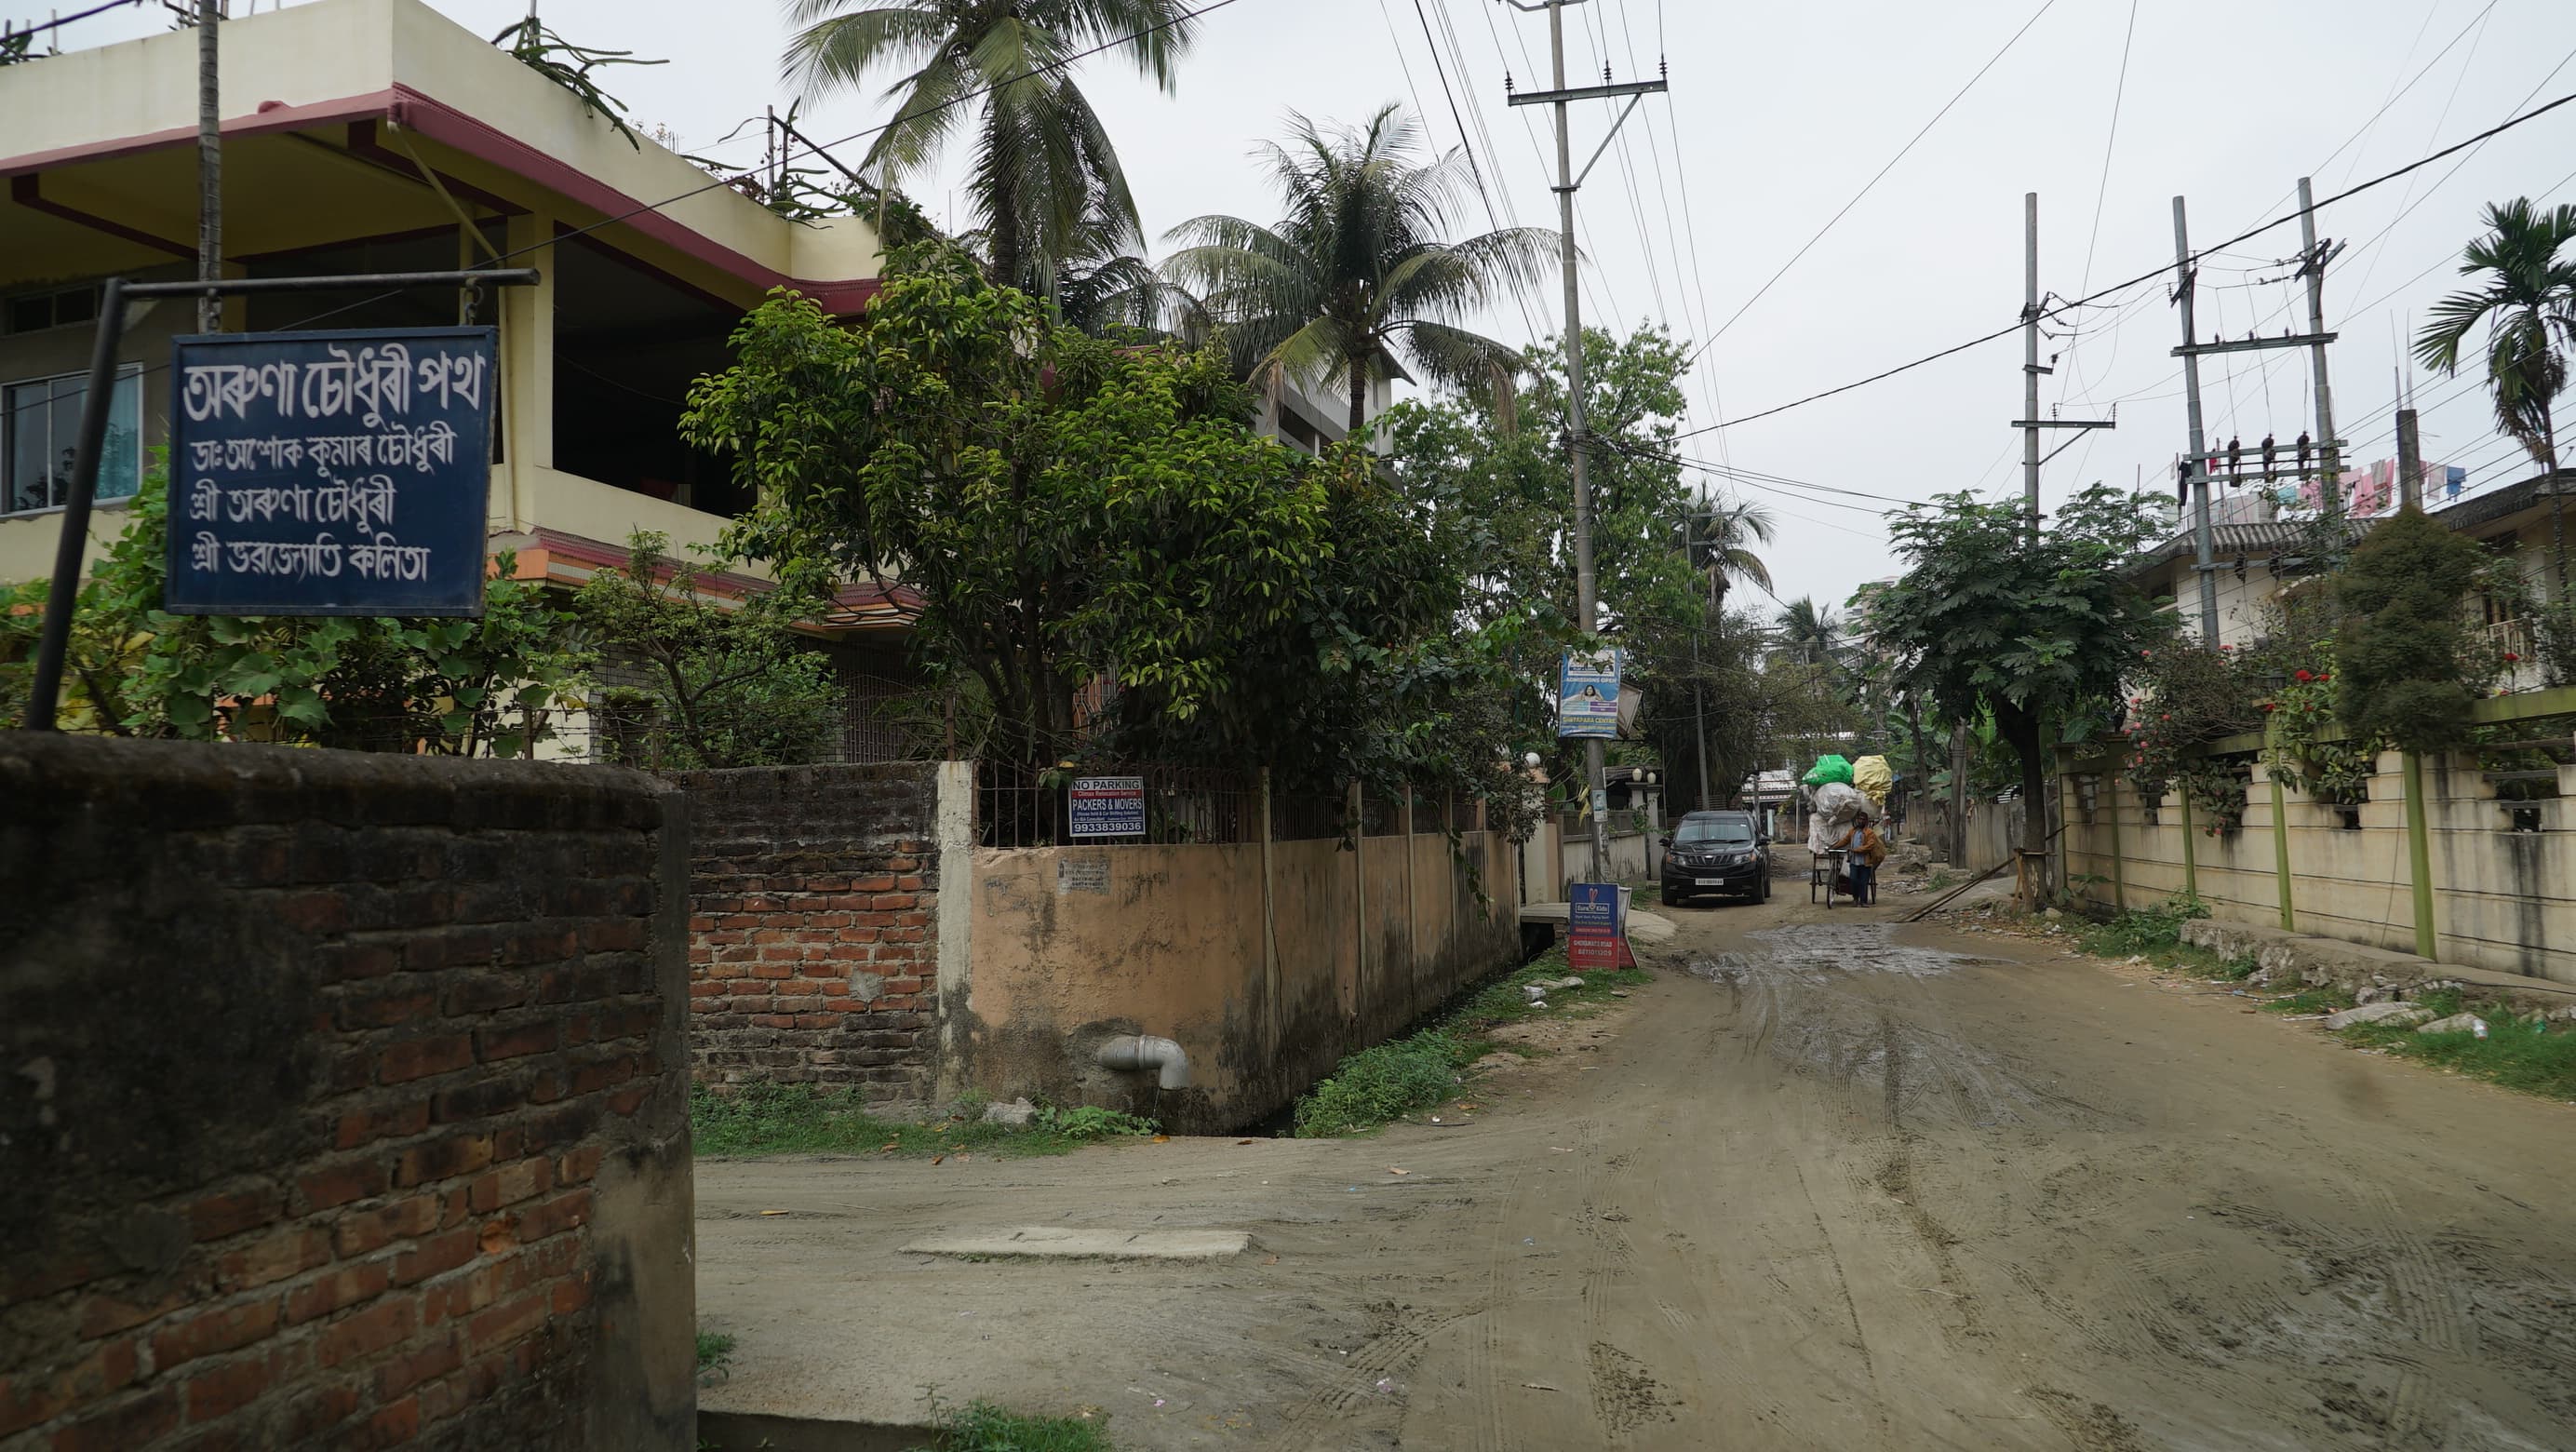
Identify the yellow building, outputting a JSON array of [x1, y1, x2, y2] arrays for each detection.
[[1, 0, 918, 708]]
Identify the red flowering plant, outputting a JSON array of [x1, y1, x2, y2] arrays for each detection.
[[2122, 641, 2261, 814]]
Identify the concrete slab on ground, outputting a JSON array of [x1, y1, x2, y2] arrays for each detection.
[[900, 1227, 1253, 1261]]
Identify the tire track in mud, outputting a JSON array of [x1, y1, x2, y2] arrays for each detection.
[[1263, 1299, 1484, 1449], [1450, 1154, 1529, 1452]]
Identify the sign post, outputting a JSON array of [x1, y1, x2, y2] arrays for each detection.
[[167, 328, 496, 616], [1566, 881, 1630, 972], [1067, 775, 1147, 840], [20, 268, 538, 731]]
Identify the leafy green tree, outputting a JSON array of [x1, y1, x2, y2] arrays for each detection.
[[2335, 505, 2488, 753], [779, 0, 1199, 295], [1868, 487, 2174, 893], [1627, 609, 1854, 812], [2, 462, 581, 754], [1387, 324, 1708, 635], [2414, 197, 2576, 593], [684, 248, 1332, 765], [1161, 104, 1555, 432], [571, 531, 839, 770]]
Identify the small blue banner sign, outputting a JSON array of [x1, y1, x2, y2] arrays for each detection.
[[166, 327, 497, 617], [1567, 881, 1627, 970], [1068, 775, 1147, 838]]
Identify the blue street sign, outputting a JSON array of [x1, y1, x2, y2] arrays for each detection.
[[165, 328, 496, 616]]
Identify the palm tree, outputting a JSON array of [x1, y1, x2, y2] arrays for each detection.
[[780, 0, 1200, 296], [1161, 104, 1556, 434], [1683, 501, 1776, 614], [2414, 197, 2576, 593], [1776, 597, 1843, 666]]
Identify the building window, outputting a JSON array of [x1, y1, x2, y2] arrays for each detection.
[[5, 369, 142, 516], [0, 284, 101, 337]]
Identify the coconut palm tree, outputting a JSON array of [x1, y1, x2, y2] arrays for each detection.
[[2414, 197, 2576, 593], [779, 0, 1200, 296], [1775, 597, 1843, 666], [1683, 501, 1776, 613], [1161, 104, 1556, 435]]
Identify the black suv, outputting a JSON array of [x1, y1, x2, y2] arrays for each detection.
[[1660, 811, 1771, 906]]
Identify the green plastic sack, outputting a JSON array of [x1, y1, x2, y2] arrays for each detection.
[[1801, 754, 1853, 787]]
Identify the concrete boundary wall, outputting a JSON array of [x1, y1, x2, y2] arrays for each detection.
[[2063, 750, 2576, 985], [0, 735, 693, 1452], [945, 790, 1522, 1133]]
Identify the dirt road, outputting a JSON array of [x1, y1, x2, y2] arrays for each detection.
[[698, 892, 2576, 1450]]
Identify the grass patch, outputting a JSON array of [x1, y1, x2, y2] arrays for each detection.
[[2075, 894, 2209, 958], [695, 1329, 735, 1386], [1291, 947, 1650, 1137], [907, 1401, 1120, 1452], [2330, 994, 2576, 1099], [2261, 986, 2357, 1015], [691, 1082, 1155, 1161]]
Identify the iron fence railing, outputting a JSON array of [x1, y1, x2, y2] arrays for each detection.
[[977, 761, 1258, 848], [971, 767, 1499, 849]]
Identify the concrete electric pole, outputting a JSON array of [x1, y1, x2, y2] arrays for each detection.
[[2396, 407, 2423, 511], [197, 0, 222, 334], [1506, 0, 1665, 883], [2169, 186, 2341, 651], [2296, 177, 2345, 535], [2012, 194, 2112, 543]]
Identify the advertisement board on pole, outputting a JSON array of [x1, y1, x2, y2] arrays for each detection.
[[1557, 649, 1622, 739], [164, 328, 497, 617], [1068, 776, 1147, 838]]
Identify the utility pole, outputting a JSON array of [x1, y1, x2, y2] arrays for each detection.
[[2024, 193, 2041, 537], [196, 0, 222, 334], [2296, 177, 2344, 534], [2012, 194, 2112, 542], [2170, 196, 2220, 650], [1948, 722, 1969, 868], [2396, 406, 2423, 511], [1697, 530, 1714, 813], [1507, 0, 1665, 883], [2170, 190, 2340, 648], [1674, 514, 1713, 811]]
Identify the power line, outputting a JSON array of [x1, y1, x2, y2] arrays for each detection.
[[1669, 84, 2576, 439], [1407, 0, 1542, 340], [1683, 0, 2058, 368], [0, 0, 145, 47]]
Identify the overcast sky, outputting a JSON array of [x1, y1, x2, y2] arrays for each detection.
[[62, 0, 2576, 614]]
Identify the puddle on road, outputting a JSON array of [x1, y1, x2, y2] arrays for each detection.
[[1688, 922, 1968, 981]]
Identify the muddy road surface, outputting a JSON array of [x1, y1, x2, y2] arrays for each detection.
[[697, 893, 2576, 1450]]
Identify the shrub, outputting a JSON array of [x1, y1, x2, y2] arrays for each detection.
[[1292, 1032, 1469, 1137], [2079, 894, 2210, 956], [2336, 507, 2485, 752]]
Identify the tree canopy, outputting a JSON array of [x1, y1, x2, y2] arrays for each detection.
[[1162, 104, 1554, 432], [779, 0, 1200, 295], [1865, 486, 2174, 884]]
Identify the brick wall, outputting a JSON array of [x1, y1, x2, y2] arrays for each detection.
[[0, 736, 693, 1452], [666, 764, 941, 1101]]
